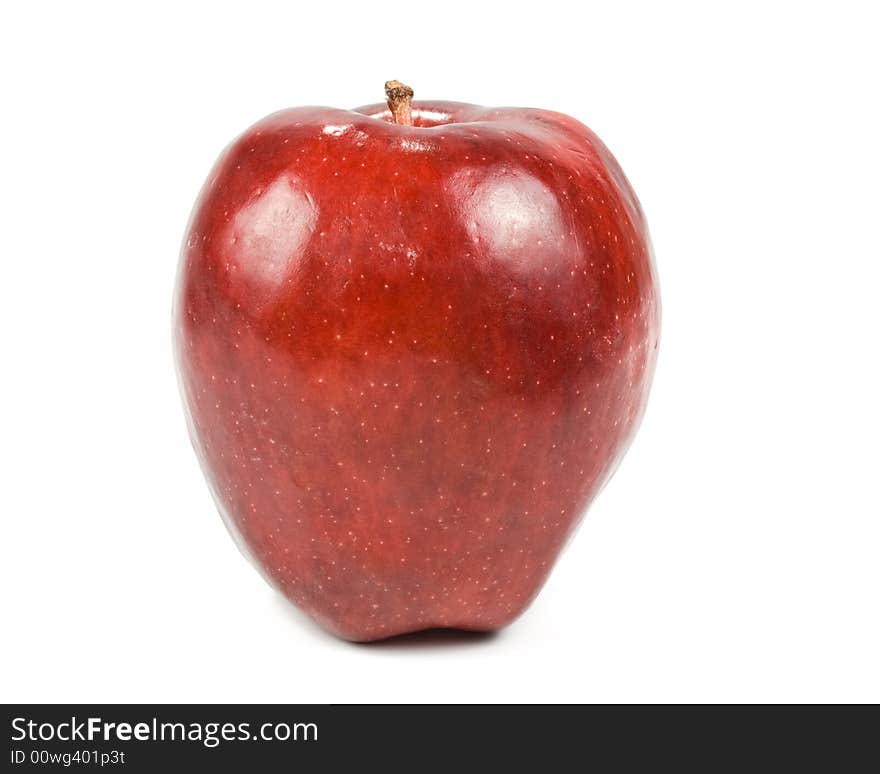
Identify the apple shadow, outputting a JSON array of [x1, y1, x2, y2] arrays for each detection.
[[271, 592, 501, 650], [358, 627, 500, 650]]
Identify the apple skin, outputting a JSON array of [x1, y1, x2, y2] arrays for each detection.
[[174, 98, 659, 642]]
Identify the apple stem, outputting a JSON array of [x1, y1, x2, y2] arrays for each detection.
[[385, 80, 414, 126]]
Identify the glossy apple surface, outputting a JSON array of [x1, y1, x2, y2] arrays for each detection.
[[174, 91, 660, 641]]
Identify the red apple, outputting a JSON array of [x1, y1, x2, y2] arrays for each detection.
[[173, 82, 660, 641]]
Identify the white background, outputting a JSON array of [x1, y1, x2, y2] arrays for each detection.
[[2, 1, 878, 703]]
